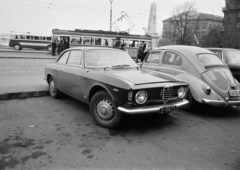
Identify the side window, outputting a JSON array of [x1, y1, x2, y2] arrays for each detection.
[[145, 51, 161, 64], [58, 51, 70, 64], [67, 50, 82, 66], [162, 52, 182, 66]]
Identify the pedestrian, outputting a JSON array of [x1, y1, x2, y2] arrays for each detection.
[[120, 43, 127, 51], [64, 39, 70, 50], [136, 42, 145, 63], [51, 40, 57, 56], [113, 37, 121, 49], [59, 40, 65, 54]]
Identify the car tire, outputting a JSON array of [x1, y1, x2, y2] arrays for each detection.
[[47, 45, 51, 52], [179, 89, 195, 110], [90, 91, 122, 128], [49, 76, 60, 98], [14, 44, 21, 50]]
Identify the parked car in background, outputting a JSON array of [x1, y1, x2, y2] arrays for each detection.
[[44, 47, 189, 128], [140, 45, 240, 109], [207, 48, 240, 82]]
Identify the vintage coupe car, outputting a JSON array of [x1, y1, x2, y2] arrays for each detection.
[[140, 45, 240, 109], [44, 47, 189, 128], [207, 48, 240, 82]]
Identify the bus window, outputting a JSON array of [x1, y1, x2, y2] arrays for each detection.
[[83, 37, 94, 45], [47, 37, 51, 41], [26, 36, 33, 40], [34, 36, 39, 40], [129, 40, 138, 47], [71, 36, 82, 44], [103, 38, 110, 46], [20, 35, 26, 39], [95, 38, 101, 46], [122, 39, 129, 47], [15, 35, 19, 39]]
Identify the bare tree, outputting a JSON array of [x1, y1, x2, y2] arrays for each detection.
[[200, 28, 222, 47], [164, 2, 199, 45]]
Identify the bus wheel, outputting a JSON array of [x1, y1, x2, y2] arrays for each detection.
[[47, 45, 52, 52], [14, 44, 21, 50]]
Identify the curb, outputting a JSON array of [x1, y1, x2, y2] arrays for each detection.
[[0, 49, 50, 54], [0, 90, 49, 100]]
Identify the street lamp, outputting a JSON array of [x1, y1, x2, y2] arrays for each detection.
[[109, 0, 114, 32]]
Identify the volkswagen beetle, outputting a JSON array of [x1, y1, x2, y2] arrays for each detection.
[[141, 45, 240, 109], [44, 47, 189, 128]]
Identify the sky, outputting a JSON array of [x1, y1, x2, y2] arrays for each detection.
[[0, 0, 226, 36]]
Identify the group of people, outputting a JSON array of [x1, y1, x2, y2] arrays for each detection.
[[51, 38, 70, 56], [112, 37, 149, 63], [112, 37, 127, 51]]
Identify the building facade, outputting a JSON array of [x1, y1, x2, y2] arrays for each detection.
[[222, 0, 240, 48], [162, 13, 223, 46]]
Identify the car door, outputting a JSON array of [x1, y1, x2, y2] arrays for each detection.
[[141, 51, 161, 71], [54, 50, 70, 91], [61, 49, 84, 100]]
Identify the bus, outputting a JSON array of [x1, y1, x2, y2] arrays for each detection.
[[9, 32, 52, 52], [51, 29, 152, 59]]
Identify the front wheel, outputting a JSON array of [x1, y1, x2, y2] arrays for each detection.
[[49, 76, 60, 98], [14, 44, 21, 50], [90, 91, 122, 128]]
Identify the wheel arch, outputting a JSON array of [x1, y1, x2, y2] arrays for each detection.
[[46, 73, 54, 84], [88, 84, 115, 104]]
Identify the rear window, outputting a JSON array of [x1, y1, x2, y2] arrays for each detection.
[[196, 54, 224, 66]]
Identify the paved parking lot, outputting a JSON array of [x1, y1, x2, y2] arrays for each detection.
[[1, 96, 240, 170]]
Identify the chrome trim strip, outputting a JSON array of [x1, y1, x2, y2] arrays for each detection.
[[117, 99, 189, 114], [202, 98, 240, 107]]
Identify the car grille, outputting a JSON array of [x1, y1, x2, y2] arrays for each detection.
[[162, 85, 173, 104]]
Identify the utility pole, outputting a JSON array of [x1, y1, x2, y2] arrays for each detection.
[[109, 0, 114, 32]]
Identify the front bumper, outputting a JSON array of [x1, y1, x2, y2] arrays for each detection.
[[117, 99, 189, 115], [202, 98, 240, 107]]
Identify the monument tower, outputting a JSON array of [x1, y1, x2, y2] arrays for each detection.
[[146, 2, 159, 48]]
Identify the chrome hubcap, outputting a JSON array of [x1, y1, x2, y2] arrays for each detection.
[[96, 99, 114, 120], [15, 45, 20, 50], [50, 80, 56, 94]]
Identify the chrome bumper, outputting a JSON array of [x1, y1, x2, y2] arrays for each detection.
[[202, 98, 240, 107], [117, 99, 189, 115]]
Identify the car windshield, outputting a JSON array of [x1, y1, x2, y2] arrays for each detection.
[[85, 49, 137, 68], [196, 54, 224, 66], [223, 50, 240, 64]]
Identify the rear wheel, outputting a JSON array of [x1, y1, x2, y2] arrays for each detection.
[[90, 91, 122, 128], [47, 45, 51, 52], [49, 76, 60, 98], [14, 44, 21, 50]]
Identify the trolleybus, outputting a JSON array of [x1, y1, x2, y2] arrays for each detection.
[[52, 29, 152, 59], [9, 32, 52, 52]]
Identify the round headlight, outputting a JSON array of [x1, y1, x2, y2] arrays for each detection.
[[135, 90, 148, 104], [177, 87, 185, 98]]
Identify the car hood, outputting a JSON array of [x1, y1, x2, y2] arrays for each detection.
[[106, 69, 178, 85], [201, 68, 237, 96]]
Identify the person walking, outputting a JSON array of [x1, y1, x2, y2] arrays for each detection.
[[136, 42, 145, 63], [51, 40, 57, 56]]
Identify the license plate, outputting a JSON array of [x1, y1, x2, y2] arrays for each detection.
[[229, 90, 240, 96], [159, 105, 176, 114]]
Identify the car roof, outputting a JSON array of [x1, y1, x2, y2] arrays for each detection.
[[153, 45, 218, 73], [69, 46, 115, 50], [206, 48, 239, 51]]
